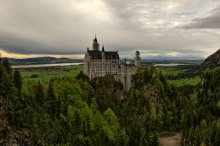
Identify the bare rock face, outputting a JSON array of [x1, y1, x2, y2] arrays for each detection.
[[202, 49, 220, 69]]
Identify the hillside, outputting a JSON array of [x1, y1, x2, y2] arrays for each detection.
[[1, 53, 220, 145], [201, 49, 220, 69], [181, 53, 220, 145], [8, 57, 83, 65], [0, 99, 31, 145]]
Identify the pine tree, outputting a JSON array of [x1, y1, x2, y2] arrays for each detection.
[[0, 63, 15, 106], [35, 82, 45, 105], [47, 80, 56, 101], [151, 131, 160, 146], [214, 126, 220, 146], [150, 103, 157, 122], [2, 58, 12, 74], [13, 69, 22, 96], [47, 80, 58, 117], [0, 64, 6, 95]]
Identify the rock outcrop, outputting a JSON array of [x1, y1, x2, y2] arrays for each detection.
[[202, 49, 220, 69]]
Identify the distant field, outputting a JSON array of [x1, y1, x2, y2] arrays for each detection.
[[168, 76, 201, 87], [141, 59, 203, 65], [19, 64, 201, 87], [20, 65, 83, 83], [160, 67, 187, 76], [159, 66, 202, 87]]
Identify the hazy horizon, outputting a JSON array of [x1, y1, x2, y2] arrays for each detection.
[[7, 54, 205, 61]]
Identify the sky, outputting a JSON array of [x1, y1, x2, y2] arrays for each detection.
[[0, 0, 220, 59]]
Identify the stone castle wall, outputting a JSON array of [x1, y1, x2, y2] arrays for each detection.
[[84, 55, 139, 90]]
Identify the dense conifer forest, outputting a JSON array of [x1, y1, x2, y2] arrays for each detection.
[[0, 57, 220, 145]]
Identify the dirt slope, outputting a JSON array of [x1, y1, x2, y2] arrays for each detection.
[[160, 133, 181, 146]]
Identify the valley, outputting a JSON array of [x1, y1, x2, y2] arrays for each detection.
[[0, 50, 220, 146]]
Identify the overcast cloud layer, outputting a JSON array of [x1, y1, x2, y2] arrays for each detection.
[[0, 0, 220, 59]]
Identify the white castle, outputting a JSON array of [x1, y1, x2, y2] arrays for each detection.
[[84, 36, 141, 90]]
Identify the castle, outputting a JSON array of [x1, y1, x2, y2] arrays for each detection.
[[84, 36, 141, 90]]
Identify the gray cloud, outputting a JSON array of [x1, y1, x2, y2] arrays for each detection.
[[0, 0, 220, 58], [184, 6, 220, 29]]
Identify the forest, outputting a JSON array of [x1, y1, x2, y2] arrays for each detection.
[[0, 57, 220, 146]]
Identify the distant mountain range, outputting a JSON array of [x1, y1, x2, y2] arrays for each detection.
[[141, 56, 204, 60], [7, 55, 205, 65], [8, 57, 83, 65], [121, 55, 204, 60]]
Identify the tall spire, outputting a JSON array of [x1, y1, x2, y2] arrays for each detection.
[[92, 35, 100, 51], [102, 44, 105, 51], [93, 34, 97, 43]]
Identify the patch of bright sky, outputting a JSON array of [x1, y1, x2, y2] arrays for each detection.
[[0, 49, 84, 59], [129, 0, 220, 30]]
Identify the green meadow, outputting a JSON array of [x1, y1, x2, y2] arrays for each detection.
[[20, 65, 83, 83], [159, 66, 201, 87], [20, 64, 201, 87], [167, 76, 201, 87], [160, 67, 187, 76]]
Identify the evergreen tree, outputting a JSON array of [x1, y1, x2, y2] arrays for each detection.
[[13, 69, 22, 96], [150, 103, 157, 122], [214, 126, 220, 146], [151, 131, 160, 146], [0, 63, 15, 109], [47, 80, 56, 101], [35, 82, 45, 105], [77, 71, 89, 81], [2, 58, 12, 74], [0, 64, 6, 95], [47, 80, 59, 117]]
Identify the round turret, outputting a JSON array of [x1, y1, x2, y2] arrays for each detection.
[[136, 51, 140, 57], [135, 50, 141, 67]]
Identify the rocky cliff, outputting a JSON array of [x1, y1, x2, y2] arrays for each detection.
[[202, 49, 220, 69]]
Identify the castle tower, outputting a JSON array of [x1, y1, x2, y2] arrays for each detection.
[[92, 36, 100, 51], [101, 45, 106, 76], [135, 51, 141, 67]]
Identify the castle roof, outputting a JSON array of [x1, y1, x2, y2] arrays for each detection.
[[88, 50, 119, 59]]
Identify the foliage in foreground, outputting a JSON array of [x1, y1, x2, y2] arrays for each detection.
[[1, 58, 220, 146], [181, 67, 220, 146]]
